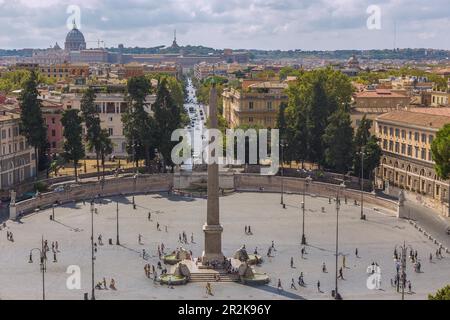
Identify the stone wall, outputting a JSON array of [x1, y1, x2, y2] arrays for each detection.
[[234, 174, 398, 212], [174, 172, 235, 190], [10, 172, 399, 220], [10, 174, 172, 219]]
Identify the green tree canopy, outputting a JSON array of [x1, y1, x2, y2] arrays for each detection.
[[61, 109, 85, 181]]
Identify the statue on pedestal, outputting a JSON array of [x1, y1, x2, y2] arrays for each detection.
[[10, 189, 16, 206]]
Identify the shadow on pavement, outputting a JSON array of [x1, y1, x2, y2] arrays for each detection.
[[243, 283, 306, 300]]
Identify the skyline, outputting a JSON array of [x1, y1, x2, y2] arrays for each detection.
[[0, 0, 449, 51]]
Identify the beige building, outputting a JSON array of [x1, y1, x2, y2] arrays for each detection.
[[222, 81, 288, 128], [375, 108, 450, 216], [351, 89, 411, 133], [0, 111, 36, 190], [62, 93, 156, 158], [430, 90, 449, 107]]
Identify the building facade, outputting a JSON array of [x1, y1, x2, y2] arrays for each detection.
[[222, 81, 288, 128], [375, 109, 450, 216], [61, 92, 155, 158], [0, 111, 36, 190]]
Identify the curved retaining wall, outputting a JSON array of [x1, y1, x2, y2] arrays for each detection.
[[10, 173, 398, 220], [10, 174, 173, 219], [233, 174, 398, 213]]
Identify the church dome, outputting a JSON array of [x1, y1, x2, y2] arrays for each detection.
[[64, 22, 86, 51]]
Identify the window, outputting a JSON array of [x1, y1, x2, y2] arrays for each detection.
[[414, 132, 419, 141], [108, 128, 114, 136], [421, 134, 426, 143], [415, 147, 419, 158], [395, 142, 399, 153], [389, 141, 393, 151], [52, 118, 55, 124], [248, 117, 254, 123], [389, 127, 393, 136], [383, 139, 388, 149], [1, 130, 5, 139], [248, 102, 254, 110], [52, 129, 56, 137], [421, 148, 426, 160], [401, 143, 406, 154], [401, 130, 406, 139], [267, 101, 272, 110], [407, 145, 412, 156], [409, 131, 412, 140], [383, 126, 387, 134], [395, 129, 400, 137], [106, 102, 115, 113], [52, 142, 56, 148], [428, 150, 432, 161], [429, 135, 434, 144]]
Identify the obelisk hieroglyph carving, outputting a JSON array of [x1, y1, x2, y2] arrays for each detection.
[[201, 82, 224, 265]]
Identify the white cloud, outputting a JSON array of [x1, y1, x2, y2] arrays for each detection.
[[0, 0, 448, 50]]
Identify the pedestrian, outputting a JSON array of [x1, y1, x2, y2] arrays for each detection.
[[165, 225, 168, 233], [290, 278, 297, 290], [179, 234, 182, 243], [342, 255, 346, 268], [245, 225, 248, 234], [138, 234, 142, 244], [94, 243, 98, 253], [301, 247, 305, 259], [254, 247, 258, 255], [142, 249, 146, 259], [55, 241, 59, 252], [271, 240, 275, 250], [144, 264, 148, 277], [110, 278, 116, 290], [53, 252, 57, 263], [408, 281, 412, 293], [322, 262, 327, 273], [103, 277, 107, 289], [148, 212, 151, 221], [52, 242, 55, 252], [98, 235, 102, 245], [429, 253, 433, 262], [191, 233, 194, 243], [157, 222, 160, 231], [317, 280, 321, 292], [298, 272, 304, 286], [290, 257, 294, 268], [355, 248, 359, 258], [277, 279, 283, 291], [267, 247, 271, 257], [338, 267, 344, 279], [248, 225, 252, 234]]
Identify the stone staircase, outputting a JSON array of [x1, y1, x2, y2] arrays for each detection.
[[189, 272, 240, 283]]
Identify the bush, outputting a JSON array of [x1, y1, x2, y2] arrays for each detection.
[[428, 285, 450, 300], [34, 181, 48, 193]]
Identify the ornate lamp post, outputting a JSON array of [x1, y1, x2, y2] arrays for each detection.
[[280, 139, 288, 208], [90, 200, 96, 300], [116, 201, 120, 245], [301, 175, 313, 245], [395, 241, 412, 300], [356, 148, 366, 220], [28, 236, 47, 300], [334, 181, 346, 300]]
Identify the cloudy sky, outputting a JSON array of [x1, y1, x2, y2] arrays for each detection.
[[0, 0, 449, 50]]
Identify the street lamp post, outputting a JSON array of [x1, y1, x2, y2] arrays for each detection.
[[301, 176, 312, 245], [334, 182, 345, 300], [395, 241, 411, 300], [116, 201, 120, 245], [280, 140, 287, 208], [28, 235, 47, 300], [90, 200, 96, 300], [357, 149, 366, 220]]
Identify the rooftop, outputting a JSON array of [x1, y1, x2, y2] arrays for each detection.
[[354, 89, 409, 98], [377, 109, 450, 129]]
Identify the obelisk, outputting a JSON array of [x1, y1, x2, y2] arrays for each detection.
[[201, 82, 224, 265]]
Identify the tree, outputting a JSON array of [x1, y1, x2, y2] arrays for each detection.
[[306, 78, 330, 166], [61, 109, 85, 182], [123, 76, 154, 172], [98, 129, 114, 178], [153, 78, 183, 172], [19, 70, 48, 176], [80, 87, 102, 179], [353, 115, 382, 180], [428, 284, 450, 300], [431, 124, 450, 216], [322, 107, 354, 173], [276, 102, 288, 142]]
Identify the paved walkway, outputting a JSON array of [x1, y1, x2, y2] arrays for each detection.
[[0, 192, 448, 300]]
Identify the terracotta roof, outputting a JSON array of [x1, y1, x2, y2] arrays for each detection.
[[354, 89, 409, 98], [377, 110, 450, 129], [407, 107, 450, 117]]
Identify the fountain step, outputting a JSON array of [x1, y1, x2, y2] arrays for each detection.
[[189, 273, 239, 283]]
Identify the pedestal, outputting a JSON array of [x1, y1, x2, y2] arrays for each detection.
[[201, 224, 224, 264], [9, 205, 17, 220]]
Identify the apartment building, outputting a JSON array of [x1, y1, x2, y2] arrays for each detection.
[[61, 92, 155, 158], [222, 81, 288, 128], [375, 108, 450, 215], [0, 111, 36, 190]]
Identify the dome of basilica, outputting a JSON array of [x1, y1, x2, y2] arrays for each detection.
[[64, 22, 86, 51]]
